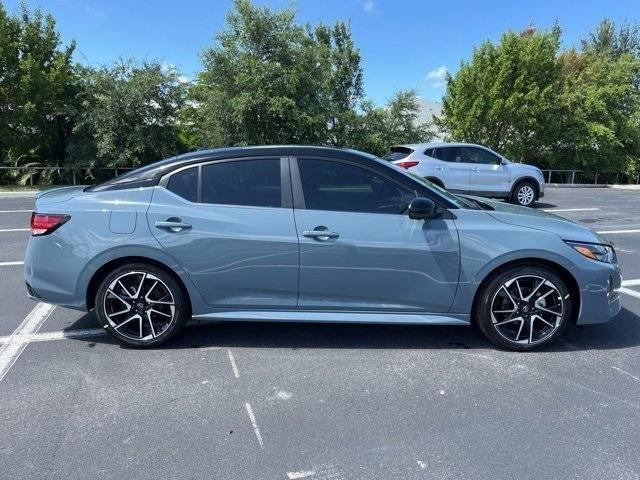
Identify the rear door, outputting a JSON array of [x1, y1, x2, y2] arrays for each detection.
[[431, 146, 472, 192], [463, 146, 510, 195], [148, 157, 299, 309], [291, 157, 460, 313]]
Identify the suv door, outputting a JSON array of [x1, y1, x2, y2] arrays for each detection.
[[148, 157, 299, 308], [430, 146, 472, 192], [463, 146, 510, 196], [292, 157, 460, 312]]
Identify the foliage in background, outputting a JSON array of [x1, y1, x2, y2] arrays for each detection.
[[439, 21, 640, 174]]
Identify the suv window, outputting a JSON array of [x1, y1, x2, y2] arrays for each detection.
[[167, 166, 198, 202], [201, 159, 281, 207], [463, 147, 500, 165], [432, 147, 465, 163], [383, 146, 414, 161], [297, 159, 415, 214]]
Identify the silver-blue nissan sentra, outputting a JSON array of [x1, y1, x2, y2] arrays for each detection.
[[24, 146, 622, 350]]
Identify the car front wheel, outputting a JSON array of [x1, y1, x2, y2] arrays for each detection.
[[511, 181, 537, 207], [95, 263, 189, 347], [475, 265, 572, 351]]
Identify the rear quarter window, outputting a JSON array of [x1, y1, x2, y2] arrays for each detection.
[[383, 147, 414, 161]]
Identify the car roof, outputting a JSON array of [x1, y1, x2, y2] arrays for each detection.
[[392, 142, 492, 150], [88, 145, 381, 192]]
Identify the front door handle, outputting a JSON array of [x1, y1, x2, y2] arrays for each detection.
[[303, 226, 339, 241], [155, 218, 192, 233], [435, 166, 445, 171], [472, 167, 480, 173]]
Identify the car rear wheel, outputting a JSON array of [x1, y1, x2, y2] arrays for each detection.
[[95, 263, 189, 347], [511, 181, 537, 207], [475, 265, 572, 351]]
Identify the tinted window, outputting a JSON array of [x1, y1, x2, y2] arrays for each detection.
[[432, 147, 465, 163], [383, 146, 414, 161], [463, 147, 500, 165], [201, 159, 281, 207], [298, 159, 414, 214], [167, 167, 198, 202], [424, 148, 435, 157]]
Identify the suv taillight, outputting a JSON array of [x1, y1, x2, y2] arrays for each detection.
[[396, 160, 419, 169], [30, 213, 70, 236]]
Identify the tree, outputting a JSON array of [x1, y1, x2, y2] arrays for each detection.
[[438, 26, 563, 163], [68, 61, 186, 175], [0, 2, 76, 174]]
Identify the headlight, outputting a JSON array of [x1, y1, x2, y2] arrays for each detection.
[[565, 241, 617, 264]]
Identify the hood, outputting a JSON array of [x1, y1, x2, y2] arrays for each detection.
[[463, 196, 610, 245], [35, 185, 87, 206]]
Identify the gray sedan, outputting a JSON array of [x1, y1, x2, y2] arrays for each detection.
[[24, 146, 621, 350]]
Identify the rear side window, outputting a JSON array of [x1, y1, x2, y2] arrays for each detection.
[[432, 147, 464, 163], [201, 159, 281, 208], [167, 166, 198, 202], [297, 159, 414, 215], [383, 146, 414, 161]]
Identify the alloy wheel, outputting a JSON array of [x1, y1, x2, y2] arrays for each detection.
[[517, 185, 535, 206], [490, 275, 564, 345], [103, 271, 176, 341]]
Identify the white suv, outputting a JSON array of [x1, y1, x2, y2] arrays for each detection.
[[385, 142, 545, 207]]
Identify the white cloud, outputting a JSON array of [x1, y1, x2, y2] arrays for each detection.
[[425, 66, 448, 88], [361, 0, 375, 12], [85, 6, 104, 18]]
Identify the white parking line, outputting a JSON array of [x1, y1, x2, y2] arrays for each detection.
[[622, 279, 640, 287], [0, 228, 29, 232], [0, 209, 31, 213], [287, 471, 315, 479], [542, 208, 600, 212], [0, 302, 55, 382], [0, 328, 107, 345], [611, 366, 640, 384], [0, 261, 23, 267], [618, 287, 640, 299], [597, 229, 640, 234], [245, 402, 264, 447], [227, 349, 240, 378]]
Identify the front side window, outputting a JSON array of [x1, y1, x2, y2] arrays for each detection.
[[297, 159, 415, 215], [432, 147, 465, 163], [463, 147, 500, 165], [201, 159, 281, 207], [167, 166, 198, 202]]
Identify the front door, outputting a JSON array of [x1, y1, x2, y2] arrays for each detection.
[[148, 158, 299, 309], [463, 146, 510, 195], [292, 157, 460, 312]]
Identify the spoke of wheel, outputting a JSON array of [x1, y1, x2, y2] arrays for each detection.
[[534, 289, 554, 303], [144, 280, 158, 301], [524, 279, 545, 301], [493, 308, 517, 314], [107, 289, 130, 308], [139, 315, 143, 338], [515, 279, 525, 301], [147, 298, 174, 306], [149, 308, 171, 318], [114, 314, 138, 330], [533, 314, 555, 328], [515, 319, 525, 341], [133, 273, 147, 299], [109, 307, 130, 316], [529, 316, 535, 343], [500, 285, 518, 308], [146, 311, 156, 338], [117, 280, 135, 298], [536, 305, 562, 316], [495, 316, 523, 327]]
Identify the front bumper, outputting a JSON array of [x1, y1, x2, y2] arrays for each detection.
[[574, 262, 622, 325]]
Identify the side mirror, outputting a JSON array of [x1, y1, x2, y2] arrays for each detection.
[[500, 157, 508, 165], [408, 197, 439, 220]]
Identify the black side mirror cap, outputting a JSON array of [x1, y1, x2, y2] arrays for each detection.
[[408, 197, 439, 220]]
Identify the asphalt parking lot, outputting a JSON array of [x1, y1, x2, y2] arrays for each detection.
[[1, 187, 640, 480]]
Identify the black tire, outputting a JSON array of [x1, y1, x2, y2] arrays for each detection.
[[475, 265, 572, 351], [510, 180, 537, 207], [95, 263, 189, 347]]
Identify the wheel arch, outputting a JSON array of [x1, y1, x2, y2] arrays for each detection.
[[511, 176, 541, 199], [470, 257, 580, 326], [425, 176, 446, 189], [86, 255, 193, 315]]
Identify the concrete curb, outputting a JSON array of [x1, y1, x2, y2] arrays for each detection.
[[547, 184, 640, 190]]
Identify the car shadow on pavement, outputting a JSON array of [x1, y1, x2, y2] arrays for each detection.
[[65, 306, 640, 352]]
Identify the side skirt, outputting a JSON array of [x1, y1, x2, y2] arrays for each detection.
[[192, 310, 470, 325]]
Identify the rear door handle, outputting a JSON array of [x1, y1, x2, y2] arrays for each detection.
[[435, 166, 445, 171], [303, 227, 339, 241], [155, 219, 192, 232]]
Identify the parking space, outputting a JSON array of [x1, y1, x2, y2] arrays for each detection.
[[1, 187, 640, 479]]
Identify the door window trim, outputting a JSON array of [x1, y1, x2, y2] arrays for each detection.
[[159, 156, 293, 209]]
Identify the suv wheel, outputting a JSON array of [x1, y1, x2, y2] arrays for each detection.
[[95, 263, 189, 347], [511, 181, 537, 207], [475, 265, 572, 351]]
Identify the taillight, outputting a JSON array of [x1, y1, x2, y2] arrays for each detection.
[[396, 160, 419, 169], [30, 213, 70, 236]]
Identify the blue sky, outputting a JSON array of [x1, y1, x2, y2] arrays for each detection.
[[6, 0, 640, 104]]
